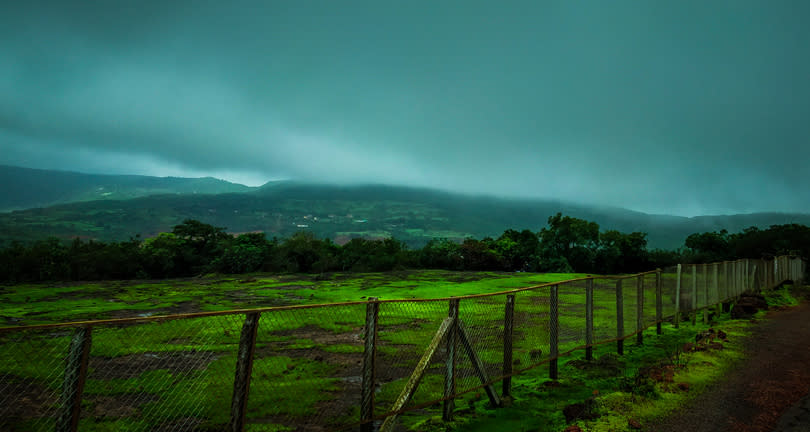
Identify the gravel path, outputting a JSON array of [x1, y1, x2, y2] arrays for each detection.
[[647, 301, 810, 432]]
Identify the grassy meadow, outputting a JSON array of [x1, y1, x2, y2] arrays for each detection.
[[0, 271, 586, 431], [0, 270, 781, 431]]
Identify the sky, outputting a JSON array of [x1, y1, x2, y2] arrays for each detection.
[[1, 1, 809, 216]]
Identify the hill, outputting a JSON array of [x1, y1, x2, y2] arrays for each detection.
[[2, 171, 810, 249], [0, 165, 252, 211]]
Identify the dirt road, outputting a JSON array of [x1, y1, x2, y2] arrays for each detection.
[[648, 301, 810, 432]]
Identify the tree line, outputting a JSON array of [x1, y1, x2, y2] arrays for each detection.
[[1, 214, 808, 283]]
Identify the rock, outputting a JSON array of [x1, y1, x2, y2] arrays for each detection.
[[696, 329, 716, 342], [562, 397, 600, 423], [563, 403, 585, 423], [628, 418, 643, 429], [731, 293, 768, 319], [648, 365, 675, 383]]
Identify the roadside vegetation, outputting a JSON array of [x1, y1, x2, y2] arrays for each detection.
[[437, 284, 807, 432]]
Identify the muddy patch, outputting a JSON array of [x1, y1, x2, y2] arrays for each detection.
[[84, 393, 161, 418], [271, 324, 364, 346], [258, 284, 314, 291], [89, 350, 220, 379], [106, 301, 200, 320], [0, 374, 59, 420], [151, 417, 206, 431]]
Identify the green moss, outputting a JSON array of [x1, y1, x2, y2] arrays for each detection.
[[764, 284, 800, 307], [323, 344, 364, 353]]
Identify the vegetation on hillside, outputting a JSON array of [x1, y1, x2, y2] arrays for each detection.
[[1, 214, 807, 283], [4, 167, 810, 251]]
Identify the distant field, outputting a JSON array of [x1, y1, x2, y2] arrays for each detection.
[[0, 270, 586, 326], [2, 270, 602, 431]]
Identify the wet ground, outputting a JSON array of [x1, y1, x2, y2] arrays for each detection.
[[649, 302, 810, 432]]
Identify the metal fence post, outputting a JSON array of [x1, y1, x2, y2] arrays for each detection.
[[361, 298, 379, 431], [751, 264, 758, 292], [745, 260, 750, 293], [502, 294, 515, 398], [691, 265, 697, 325], [549, 284, 559, 380], [722, 262, 731, 312], [774, 258, 778, 288], [55, 326, 92, 432], [585, 278, 594, 361], [230, 312, 261, 432], [655, 270, 663, 335], [713, 263, 720, 315], [616, 279, 624, 355], [636, 275, 644, 345], [443, 298, 459, 421], [703, 264, 709, 324], [674, 264, 682, 328]]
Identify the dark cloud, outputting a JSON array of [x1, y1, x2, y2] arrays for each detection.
[[1, 0, 809, 216]]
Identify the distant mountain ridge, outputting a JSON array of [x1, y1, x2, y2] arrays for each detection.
[[0, 165, 252, 211], [1, 165, 810, 250]]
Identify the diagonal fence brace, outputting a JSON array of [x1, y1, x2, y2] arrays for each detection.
[[380, 317, 454, 432], [457, 321, 501, 408], [380, 317, 501, 432]]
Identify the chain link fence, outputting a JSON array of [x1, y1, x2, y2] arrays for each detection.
[[0, 257, 805, 432]]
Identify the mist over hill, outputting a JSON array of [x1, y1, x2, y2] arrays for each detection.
[[0, 165, 252, 211], [2, 166, 810, 250]]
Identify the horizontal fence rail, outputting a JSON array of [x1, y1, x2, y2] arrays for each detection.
[[0, 256, 805, 431]]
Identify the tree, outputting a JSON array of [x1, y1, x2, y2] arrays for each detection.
[[495, 229, 540, 271], [420, 239, 463, 270], [596, 230, 649, 273], [684, 230, 731, 263], [458, 237, 502, 270], [142, 232, 186, 278], [217, 232, 271, 274], [539, 213, 599, 272], [276, 231, 336, 273], [171, 219, 230, 274]]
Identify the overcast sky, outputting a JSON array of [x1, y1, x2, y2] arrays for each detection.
[[1, 1, 809, 216]]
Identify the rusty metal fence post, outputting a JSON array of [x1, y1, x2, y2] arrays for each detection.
[[691, 265, 697, 325], [616, 279, 624, 355], [712, 263, 723, 316], [585, 278, 594, 361], [674, 264, 682, 328], [549, 284, 559, 380], [636, 275, 644, 345], [361, 298, 379, 431], [502, 294, 515, 398], [703, 264, 709, 324], [230, 312, 261, 432], [721, 261, 731, 313], [443, 298, 459, 421], [655, 270, 663, 335], [55, 326, 93, 432]]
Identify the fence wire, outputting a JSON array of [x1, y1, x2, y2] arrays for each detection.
[[0, 257, 805, 432]]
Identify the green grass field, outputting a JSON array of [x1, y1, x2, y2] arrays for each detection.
[[0, 271, 792, 431]]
